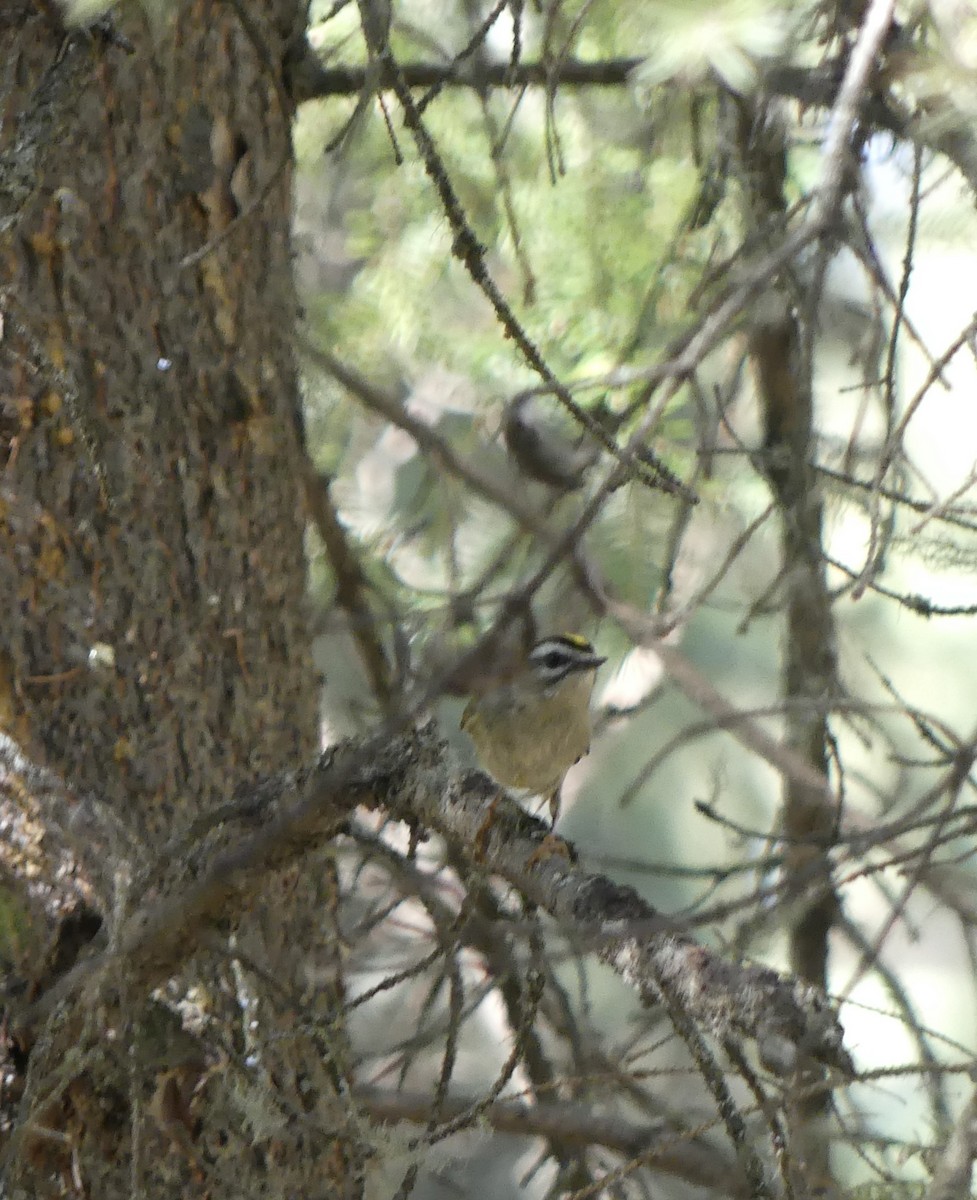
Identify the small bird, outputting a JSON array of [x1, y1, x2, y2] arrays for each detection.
[[461, 633, 606, 827]]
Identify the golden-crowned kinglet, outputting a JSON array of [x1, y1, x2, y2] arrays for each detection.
[[460, 634, 606, 823]]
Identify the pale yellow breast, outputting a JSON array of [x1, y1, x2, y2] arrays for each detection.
[[462, 671, 595, 796]]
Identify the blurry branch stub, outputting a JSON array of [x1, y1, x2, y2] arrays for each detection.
[[13, 724, 851, 1080], [504, 391, 601, 491]]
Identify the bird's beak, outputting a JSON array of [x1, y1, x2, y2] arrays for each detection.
[[574, 654, 606, 672]]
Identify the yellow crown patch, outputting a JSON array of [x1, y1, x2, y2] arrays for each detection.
[[561, 632, 592, 650]]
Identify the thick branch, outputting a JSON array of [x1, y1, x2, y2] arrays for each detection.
[[17, 726, 851, 1079], [286, 50, 977, 197], [289, 55, 644, 101]]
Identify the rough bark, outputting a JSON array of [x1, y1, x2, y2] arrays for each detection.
[[0, 3, 361, 1196]]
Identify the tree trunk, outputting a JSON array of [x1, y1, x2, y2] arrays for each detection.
[[734, 95, 840, 1194], [0, 3, 359, 1195]]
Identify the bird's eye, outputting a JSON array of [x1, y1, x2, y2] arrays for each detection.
[[543, 652, 564, 670]]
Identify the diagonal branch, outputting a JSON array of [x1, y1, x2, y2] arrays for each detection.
[[15, 725, 852, 1083]]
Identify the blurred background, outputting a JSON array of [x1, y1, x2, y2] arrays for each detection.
[[288, 1, 977, 1194]]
